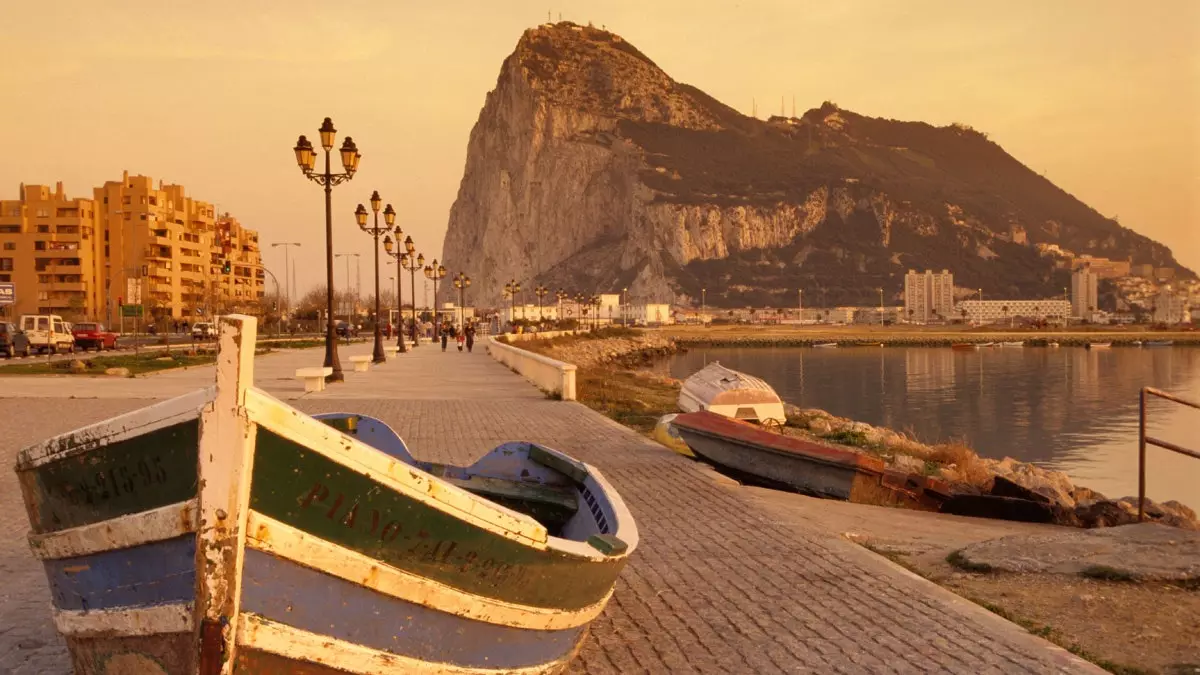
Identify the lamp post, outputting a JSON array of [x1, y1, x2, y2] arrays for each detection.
[[423, 260, 447, 337], [504, 280, 521, 331], [453, 273, 471, 329], [555, 289, 567, 327], [798, 289, 803, 319], [621, 287, 627, 326], [355, 194, 392, 363], [293, 117, 360, 383], [334, 253, 358, 324], [399, 238, 423, 346], [270, 242, 301, 316], [534, 285, 548, 325], [701, 287, 707, 325], [382, 229, 407, 352], [878, 287, 885, 325]]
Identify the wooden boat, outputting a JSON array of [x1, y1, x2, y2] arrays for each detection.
[[1000, 341, 1025, 347], [670, 411, 945, 510], [979, 342, 997, 348], [1086, 342, 1112, 350], [950, 343, 977, 351], [812, 342, 838, 348], [678, 361, 786, 424], [1144, 340, 1174, 347], [14, 315, 637, 675]]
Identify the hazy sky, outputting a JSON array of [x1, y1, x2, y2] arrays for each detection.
[[2, 1, 1196, 298]]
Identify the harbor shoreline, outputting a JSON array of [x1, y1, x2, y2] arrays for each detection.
[[658, 325, 1200, 347]]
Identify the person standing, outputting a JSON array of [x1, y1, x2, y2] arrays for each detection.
[[440, 322, 450, 352], [465, 322, 476, 353]]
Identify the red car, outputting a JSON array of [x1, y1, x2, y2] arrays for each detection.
[[72, 322, 119, 351]]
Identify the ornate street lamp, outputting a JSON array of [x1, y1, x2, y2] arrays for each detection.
[[423, 260, 447, 338], [590, 295, 601, 330], [453, 273, 471, 329], [382, 227, 407, 353], [504, 280, 521, 331], [621, 286, 628, 327], [555, 288, 567, 327], [399, 239, 423, 346], [534, 285, 548, 325], [293, 117, 360, 383], [355, 194, 391, 363]]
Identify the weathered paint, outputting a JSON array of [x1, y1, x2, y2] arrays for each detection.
[[236, 614, 579, 675], [29, 499, 199, 561], [66, 631, 194, 675], [312, 412, 416, 464], [244, 512, 609, 630], [244, 388, 548, 546], [18, 420, 200, 534], [54, 603, 194, 638], [44, 534, 195, 611], [249, 429, 627, 610], [194, 313, 259, 675], [441, 473, 578, 530], [241, 548, 585, 669]]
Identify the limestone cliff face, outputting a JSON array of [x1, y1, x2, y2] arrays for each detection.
[[442, 22, 1191, 308]]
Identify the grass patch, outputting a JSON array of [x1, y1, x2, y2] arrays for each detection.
[[946, 549, 994, 573], [264, 338, 330, 349], [576, 367, 679, 434], [1079, 565, 1138, 583], [2, 351, 217, 376], [820, 429, 870, 447]]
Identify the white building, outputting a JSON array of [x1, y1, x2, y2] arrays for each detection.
[[628, 303, 674, 325], [435, 302, 476, 328], [957, 299, 1071, 324], [904, 269, 955, 323], [1153, 287, 1189, 324], [1072, 264, 1099, 320]]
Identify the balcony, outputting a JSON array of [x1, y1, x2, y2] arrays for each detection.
[[45, 282, 87, 292]]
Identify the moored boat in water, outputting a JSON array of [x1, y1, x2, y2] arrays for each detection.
[[1086, 342, 1112, 350], [950, 343, 977, 351], [1144, 340, 1174, 347], [1000, 341, 1025, 347], [14, 316, 637, 675], [812, 342, 838, 348], [678, 361, 786, 424]]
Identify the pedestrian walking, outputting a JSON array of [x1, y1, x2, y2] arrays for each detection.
[[440, 323, 449, 352], [465, 322, 476, 353], [456, 327, 465, 352]]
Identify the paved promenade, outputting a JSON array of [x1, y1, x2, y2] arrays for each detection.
[[0, 340, 1101, 674]]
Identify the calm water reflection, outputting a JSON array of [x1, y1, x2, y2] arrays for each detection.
[[667, 346, 1200, 504]]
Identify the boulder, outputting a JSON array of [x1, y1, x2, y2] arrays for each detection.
[[104, 367, 131, 377], [67, 359, 88, 373], [889, 454, 927, 475]]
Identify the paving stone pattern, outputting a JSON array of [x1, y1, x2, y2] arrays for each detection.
[[0, 344, 1100, 674]]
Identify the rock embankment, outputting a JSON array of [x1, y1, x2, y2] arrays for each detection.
[[516, 331, 675, 368], [785, 406, 1199, 530]]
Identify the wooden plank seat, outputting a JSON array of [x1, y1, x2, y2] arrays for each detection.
[[295, 366, 333, 392], [441, 474, 580, 531], [348, 355, 371, 372]]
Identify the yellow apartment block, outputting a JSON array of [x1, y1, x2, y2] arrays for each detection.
[[0, 172, 264, 325]]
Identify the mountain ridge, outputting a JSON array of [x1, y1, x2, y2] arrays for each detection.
[[441, 21, 1191, 309]]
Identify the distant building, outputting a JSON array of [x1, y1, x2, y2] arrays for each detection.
[[956, 299, 1071, 324], [1153, 287, 1188, 324], [1072, 255, 1130, 279], [903, 269, 954, 323], [1155, 267, 1177, 282], [1071, 264, 1099, 320], [1131, 263, 1156, 278], [628, 303, 674, 325]]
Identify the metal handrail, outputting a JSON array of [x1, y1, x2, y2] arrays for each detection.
[[1138, 387, 1200, 521]]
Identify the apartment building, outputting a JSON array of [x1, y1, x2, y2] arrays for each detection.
[[903, 269, 954, 323], [957, 299, 1071, 324], [0, 173, 263, 323], [1152, 287, 1189, 324], [1071, 264, 1099, 320]]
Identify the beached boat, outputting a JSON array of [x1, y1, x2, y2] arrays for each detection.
[[670, 411, 945, 510], [1000, 341, 1025, 347], [979, 342, 997, 348], [678, 361, 786, 424], [1086, 342, 1112, 350], [812, 342, 838, 348], [14, 315, 637, 675], [950, 343, 977, 351]]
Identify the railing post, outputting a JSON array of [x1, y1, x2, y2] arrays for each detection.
[[1137, 387, 1147, 522]]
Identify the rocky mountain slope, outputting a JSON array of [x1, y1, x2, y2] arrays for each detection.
[[441, 22, 1192, 308]]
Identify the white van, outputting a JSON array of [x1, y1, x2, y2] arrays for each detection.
[[20, 314, 76, 354]]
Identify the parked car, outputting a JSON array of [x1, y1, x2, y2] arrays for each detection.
[[19, 314, 75, 354], [0, 322, 31, 358], [72, 322, 119, 351], [192, 322, 216, 339]]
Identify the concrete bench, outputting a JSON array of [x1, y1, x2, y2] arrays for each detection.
[[295, 366, 333, 393], [349, 355, 372, 372], [384, 345, 399, 360]]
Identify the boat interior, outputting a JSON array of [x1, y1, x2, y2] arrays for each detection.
[[314, 413, 611, 542]]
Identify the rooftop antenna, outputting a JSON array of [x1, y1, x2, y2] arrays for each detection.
[[752, 97, 757, 118], [792, 95, 796, 117], [548, 9, 551, 22]]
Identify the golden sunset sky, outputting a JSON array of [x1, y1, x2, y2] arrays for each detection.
[[1, 0, 1196, 296]]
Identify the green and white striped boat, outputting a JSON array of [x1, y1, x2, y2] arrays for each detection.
[[15, 315, 638, 674]]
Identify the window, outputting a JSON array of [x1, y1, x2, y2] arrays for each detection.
[[37, 225, 49, 233], [0, 258, 12, 271], [34, 241, 46, 251], [104, 245, 110, 257], [36, 207, 49, 218], [8, 207, 19, 216], [0, 226, 18, 233], [38, 275, 49, 283], [104, 229, 109, 242], [122, 196, 131, 205], [0, 274, 9, 282], [2, 243, 13, 250]]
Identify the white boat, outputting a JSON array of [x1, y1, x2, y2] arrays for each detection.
[[812, 342, 838, 348], [1086, 342, 1112, 350], [678, 362, 787, 425], [1048, 341, 1060, 348], [1000, 341, 1025, 347]]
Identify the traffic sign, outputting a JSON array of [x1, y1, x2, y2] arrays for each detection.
[[121, 304, 144, 317], [0, 283, 13, 306]]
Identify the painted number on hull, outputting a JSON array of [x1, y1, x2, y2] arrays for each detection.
[[300, 482, 528, 585], [53, 457, 168, 506]]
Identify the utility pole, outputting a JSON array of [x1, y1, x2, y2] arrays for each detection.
[[270, 242, 301, 314]]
